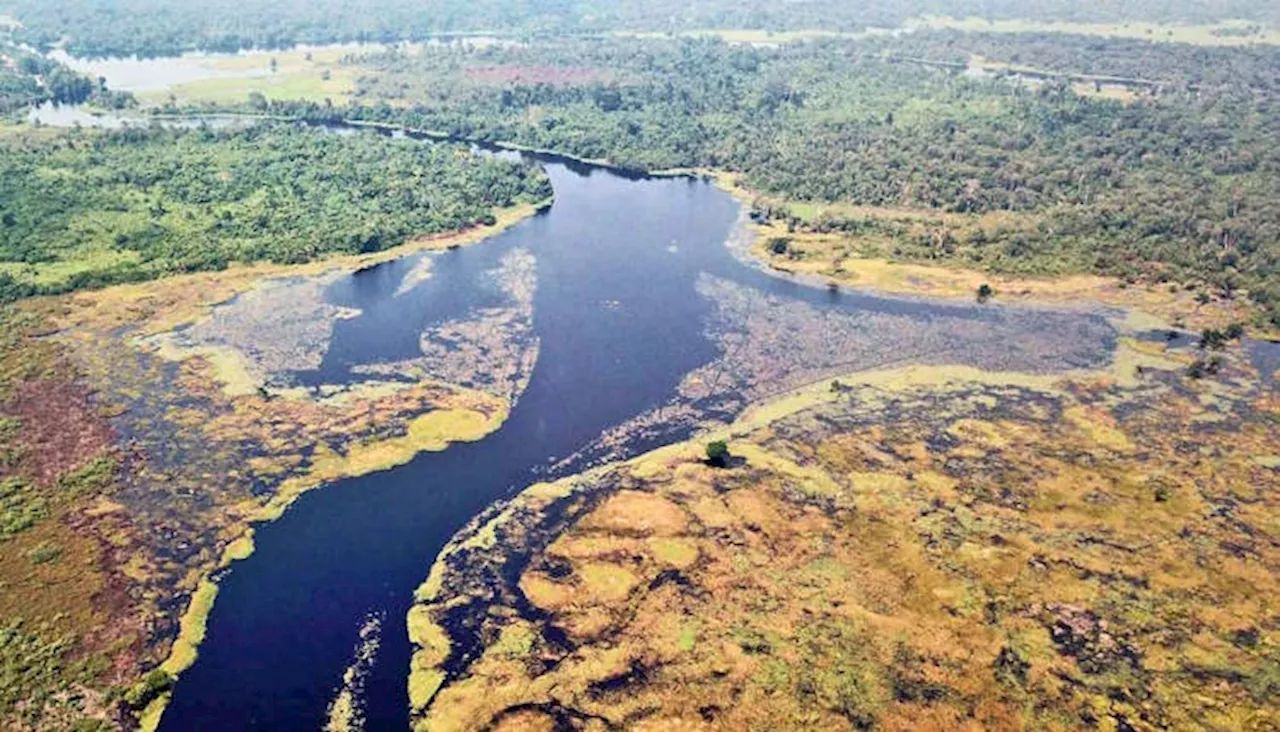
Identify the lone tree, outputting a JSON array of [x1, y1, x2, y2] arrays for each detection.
[[976, 283, 995, 303], [705, 440, 730, 468]]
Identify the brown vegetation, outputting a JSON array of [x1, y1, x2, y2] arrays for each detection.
[[410, 337, 1279, 731]]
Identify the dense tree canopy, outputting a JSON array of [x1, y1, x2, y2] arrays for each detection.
[[5, 0, 1279, 58], [0, 125, 552, 300], [218, 34, 1278, 323]]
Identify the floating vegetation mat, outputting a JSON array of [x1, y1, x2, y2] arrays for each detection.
[[148, 271, 360, 394], [409, 338, 1279, 731], [356, 248, 540, 406], [325, 612, 385, 732], [562, 274, 1116, 468]]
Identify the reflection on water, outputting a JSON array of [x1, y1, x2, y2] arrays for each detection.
[[27, 102, 255, 129]]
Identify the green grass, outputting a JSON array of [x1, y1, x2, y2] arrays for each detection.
[[0, 249, 143, 288], [134, 47, 365, 107], [677, 623, 697, 652], [138, 67, 359, 106]]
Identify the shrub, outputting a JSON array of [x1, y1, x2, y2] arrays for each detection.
[[124, 669, 173, 709], [976, 283, 995, 302], [705, 440, 729, 467], [26, 542, 63, 565], [1199, 329, 1228, 350]]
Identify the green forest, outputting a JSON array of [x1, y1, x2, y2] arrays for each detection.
[[0, 125, 552, 301], [0, 41, 134, 115], [221, 33, 1279, 324], [5, 0, 1279, 57]]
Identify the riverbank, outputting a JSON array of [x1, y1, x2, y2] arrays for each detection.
[[702, 171, 1272, 338]]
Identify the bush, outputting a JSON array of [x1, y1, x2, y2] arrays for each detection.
[[26, 542, 63, 565], [124, 669, 173, 709], [705, 440, 730, 467], [1199, 328, 1228, 350], [976, 283, 995, 303], [1, 477, 48, 540]]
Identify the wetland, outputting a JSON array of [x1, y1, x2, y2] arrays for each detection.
[[2, 9, 1278, 730], [149, 137, 1124, 730]]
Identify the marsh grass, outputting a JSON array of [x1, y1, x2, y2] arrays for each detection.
[[408, 337, 1279, 730]]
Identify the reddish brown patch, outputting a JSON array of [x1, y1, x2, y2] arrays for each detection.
[[3, 377, 114, 486], [464, 65, 610, 85], [66, 504, 153, 684]]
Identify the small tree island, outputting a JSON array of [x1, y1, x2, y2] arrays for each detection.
[[705, 440, 730, 468]]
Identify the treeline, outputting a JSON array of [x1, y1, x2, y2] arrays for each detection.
[[0, 125, 552, 301], [6, 0, 1279, 58], [872, 29, 1280, 94], [199, 34, 1278, 323], [0, 42, 134, 115]]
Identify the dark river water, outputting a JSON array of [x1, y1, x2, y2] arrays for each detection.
[[150, 144, 1116, 729]]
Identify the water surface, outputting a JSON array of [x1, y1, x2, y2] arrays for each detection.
[[153, 148, 1116, 730]]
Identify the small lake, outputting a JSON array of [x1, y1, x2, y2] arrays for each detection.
[[27, 110, 1119, 729], [46, 43, 389, 92]]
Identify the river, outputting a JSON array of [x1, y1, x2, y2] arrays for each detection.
[[26, 107, 1119, 729], [148, 150, 1117, 728]]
